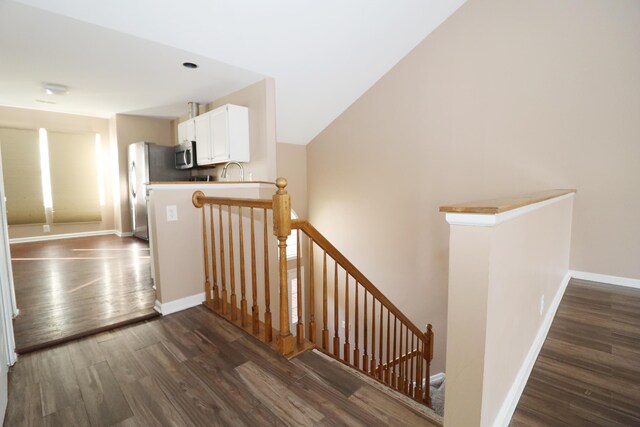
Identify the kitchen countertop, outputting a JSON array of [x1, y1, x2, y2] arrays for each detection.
[[147, 181, 276, 190], [148, 180, 274, 185]]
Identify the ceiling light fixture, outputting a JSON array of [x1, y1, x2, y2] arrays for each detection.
[[42, 83, 68, 95], [182, 62, 198, 69]]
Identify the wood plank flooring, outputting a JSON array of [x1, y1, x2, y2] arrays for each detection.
[[10, 235, 157, 353], [4, 305, 438, 426], [511, 278, 640, 426]]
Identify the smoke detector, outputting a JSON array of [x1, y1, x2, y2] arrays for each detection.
[[42, 83, 68, 95]]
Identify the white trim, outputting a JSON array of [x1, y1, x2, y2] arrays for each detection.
[[445, 193, 575, 227], [154, 292, 205, 315], [147, 182, 273, 191], [570, 270, 640, 289], [115, 230, 134, 238], [9, 229, 117, 244], [0, 149, 17, 367], [493, 271, 571, 427]]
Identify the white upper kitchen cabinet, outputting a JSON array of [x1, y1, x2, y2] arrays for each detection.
[[194, 113, 212, 166], [192, 104, 250, 166], [177, 119, 195, 145]]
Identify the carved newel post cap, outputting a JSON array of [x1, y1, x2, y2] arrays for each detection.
[[192, 190, 205, 208], [275, 177, 288, 193]]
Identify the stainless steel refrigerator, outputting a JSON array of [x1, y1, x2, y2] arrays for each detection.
[[128, 142, 190, 240]]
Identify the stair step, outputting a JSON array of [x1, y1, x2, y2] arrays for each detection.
[[309, 349, 443, 426]]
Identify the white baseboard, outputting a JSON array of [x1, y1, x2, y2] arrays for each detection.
[[9, 229, 117, 244], [570, 270, 640, 289], [115, 231, 134, 238], [154, 292, 205, 316], [493, 271, 571, 427]]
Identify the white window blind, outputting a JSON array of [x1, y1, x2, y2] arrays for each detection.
[[0, 128, 46, 225], [47, 131, 102, 223]]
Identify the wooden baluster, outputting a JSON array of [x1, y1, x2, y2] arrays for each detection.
[[239, 206, 248, 326], [201, 207, 211, 305], [392, 316, 397, 388], [209, 205, 219, 309], [370, 297, 376, 376], [218, 205, 228, 315], [296, 230, 303, 344], [398, 323, 404, 391], [385, 309, 391, 384], [416, 336, 423, 402], [353, 281, 359, 368], [343, 272, 350, 364], [322, 250, 329, 350], [399, 323, 404, 391], [409, 332, 415, 398], [308, 238, 316, 343], [424, 324, 433, 406], [362, 289, 368, 373], [399, 324, 405, 392], [273, 178, 293, 355], [333, 261, 339, 357], [378, 303, 384, 380], [263, 208, 272, 342], [404, 324, 409, 394], [228, 205, 238, 321], [250, 208, 259, 335]]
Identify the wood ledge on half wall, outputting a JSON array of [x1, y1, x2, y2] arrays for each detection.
[[439, 189, 576, 214]]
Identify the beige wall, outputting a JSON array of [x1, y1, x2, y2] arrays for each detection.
[[276, 143, 308, 218], [113, 114, 174, 234], [306, 0, 640, 373], [0, 106, 114, 239], [444, 195, 573, 426], [173, 78, 278, 183]]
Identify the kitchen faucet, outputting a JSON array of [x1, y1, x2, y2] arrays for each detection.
[[221, 161, 244, 181]]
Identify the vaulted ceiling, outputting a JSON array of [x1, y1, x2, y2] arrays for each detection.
[[0, 0, 466, 144]]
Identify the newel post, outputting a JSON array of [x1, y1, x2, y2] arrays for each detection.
[[424, 324, 434, 406], [273, 177, 294, 356]]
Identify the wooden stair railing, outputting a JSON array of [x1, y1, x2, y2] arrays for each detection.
[[191, 180, 311, 357], [290, 219, 434, 406], [192, 178, 434, 406]]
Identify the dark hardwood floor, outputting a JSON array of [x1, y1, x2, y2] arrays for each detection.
[[10, 235, 157, 353], [4, 305, 439, 426], [511, 278, 640, 426]]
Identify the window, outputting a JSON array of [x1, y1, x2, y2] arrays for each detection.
[[0, 128, 46, 225], [0, 127, 103, 226], [47, 131, 102, 223]]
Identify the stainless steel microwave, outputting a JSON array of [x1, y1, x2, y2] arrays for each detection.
[[175, 141, 195, 169]]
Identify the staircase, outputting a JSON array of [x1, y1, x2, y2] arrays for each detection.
[[191, 178, 434, 407]]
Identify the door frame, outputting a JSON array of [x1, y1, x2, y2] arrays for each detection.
[[0, 149, 18, 365]]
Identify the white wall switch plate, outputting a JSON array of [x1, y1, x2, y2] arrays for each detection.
[[166, 205, 178, 222]]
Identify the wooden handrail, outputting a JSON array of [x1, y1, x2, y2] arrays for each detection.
[[292, 219, 427, 340], [192, 192, 272, 209]]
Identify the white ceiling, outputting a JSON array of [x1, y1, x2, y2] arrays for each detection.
[[2, 0, 466, 144]]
